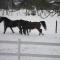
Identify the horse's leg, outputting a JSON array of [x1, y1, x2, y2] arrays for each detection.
[[19, 28, 22, 34], [10, 27, 14, 33], [23, 28, 26, 35], [39, 29, 44, 35], [4, 26, 7, 34], [27, 29, 29, 35], [29, 29, 31, 32], [18, 24, 22, 34], [37, 28, 42, 35], [40, 29, 42, 35], [18, 26, 22, 34], [40, 29, 44, 35]]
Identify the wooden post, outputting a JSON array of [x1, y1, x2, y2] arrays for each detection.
[[55, 20, 57, 33], [18, 39, 20, 60]]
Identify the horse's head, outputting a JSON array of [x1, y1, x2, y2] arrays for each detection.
[[0, 17, 7, 23], [40, 21, 47, 30], [0, 17, 3, 23]]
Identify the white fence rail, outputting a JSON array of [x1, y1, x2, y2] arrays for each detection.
[[0, 40, 60, 60]]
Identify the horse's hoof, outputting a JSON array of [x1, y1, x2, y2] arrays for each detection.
[[13, 32, 15, 33], [3, 32, 5, 34], [24, 34, 26, 35], [39, 33, 44, 36], [42, 33, 44, 35], [27, 34, 29, 36]]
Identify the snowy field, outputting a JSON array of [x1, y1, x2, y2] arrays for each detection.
[[0, 10, 60, 60], [0, 33, 60, 60]]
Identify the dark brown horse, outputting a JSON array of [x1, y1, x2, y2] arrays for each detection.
[[26, 21, 47, 35]]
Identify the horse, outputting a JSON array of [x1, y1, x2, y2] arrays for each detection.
[[26, 21, 46, 35], [18, 20, 47, 35], [0, 17, 30, 35], [0, 17, 20, 34], [27, 21, 47, 35], [0, 16, 47, 35], [18, 19, 29, 35]]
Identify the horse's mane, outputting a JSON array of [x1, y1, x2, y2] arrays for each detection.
[[1, 17, 13, 22], [40, 21, 47, 30], [3, 17, 10, 20]]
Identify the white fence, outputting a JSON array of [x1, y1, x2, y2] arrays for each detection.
[[0, 40, 60, 60]]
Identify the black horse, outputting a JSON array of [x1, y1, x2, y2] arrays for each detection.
[[18, 19, 29, 35], [0, 17, 29, 34], [0, 17, 20, 34]]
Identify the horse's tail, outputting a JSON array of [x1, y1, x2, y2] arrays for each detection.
[[40, 21, 47, 30]]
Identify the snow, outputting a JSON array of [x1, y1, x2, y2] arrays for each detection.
[[0, 9, 60, 34], [0, 33, 60, 60], [0, 10, 60, 60]]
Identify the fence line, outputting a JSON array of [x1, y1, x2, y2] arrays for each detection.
[[0, 40, 60, 46], [0, 53, 60, 58], [0, 40, 60, 60], [0, 53, 17, 56]]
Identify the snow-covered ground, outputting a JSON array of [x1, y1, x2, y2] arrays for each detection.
[[0, 33, 60, 60], [0, 9, 60, 34], [0, 10, 60, 60]]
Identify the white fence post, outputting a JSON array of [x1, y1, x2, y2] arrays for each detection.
[[18, 39, 21, 60]]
